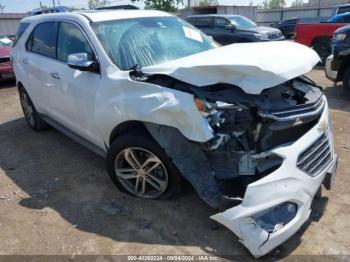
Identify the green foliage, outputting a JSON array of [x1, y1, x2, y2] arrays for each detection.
[[88, 0, 110, 9], [261, 0, 286, 9], [291, 0, 304, 7], [132, 0, 181, 12], [194, 0, 218, 7]]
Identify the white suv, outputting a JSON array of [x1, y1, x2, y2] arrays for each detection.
[[12, 10, 337, 257]]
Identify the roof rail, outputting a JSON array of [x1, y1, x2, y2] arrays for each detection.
[[95, 5, 139, 10], [27, 6, 69, 16]]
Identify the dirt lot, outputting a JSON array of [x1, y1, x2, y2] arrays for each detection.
[[0, 69, 349, 260]]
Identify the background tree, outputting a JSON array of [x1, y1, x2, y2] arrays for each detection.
[[261, 0, 286, 9], [88, 0, 110, 9], [132, 0, 181, 12], [194, 0, 218, 7], [291, 0, 304, 7]]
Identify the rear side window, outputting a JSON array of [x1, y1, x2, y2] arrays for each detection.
[[188, 17, 213, 28], [214, 18, 230, 28], [26, 22, 58, 59], [13, 22, 30, 46], [57, 22, 94, 62]]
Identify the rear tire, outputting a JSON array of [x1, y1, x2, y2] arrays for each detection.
[[19, 86, 49, 131], [106, 133, 182, 200], [312, 38, 331, 66]]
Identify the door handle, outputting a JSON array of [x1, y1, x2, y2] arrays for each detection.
[[22, 58, 29, 64], [50, 72, 60, 80]]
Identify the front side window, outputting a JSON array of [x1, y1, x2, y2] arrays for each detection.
[[214, 18, 230, 28], [57, 22, 94, 62], [228, 16, 257, 29], [26, 22, 58, 58], [92, 16, 217, 70]]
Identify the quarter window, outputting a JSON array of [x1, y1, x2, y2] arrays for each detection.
[[57, 22, 94, 62], [26, 22, 58, 58], [13, 22, 30, 46]]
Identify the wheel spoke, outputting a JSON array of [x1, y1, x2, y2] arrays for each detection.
[[145, 174, 167, 192], [115, 168, 138, 179], [124, 149, 141, 169], [135, 177, 145, 196]]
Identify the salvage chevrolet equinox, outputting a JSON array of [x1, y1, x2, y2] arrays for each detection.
[[12, 10, 337, 257]]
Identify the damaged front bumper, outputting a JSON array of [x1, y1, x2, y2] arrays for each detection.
[[211, 100, 337, 257]]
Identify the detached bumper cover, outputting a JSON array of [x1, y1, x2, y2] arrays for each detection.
[[325, 55, 338, 82], [211, 100, 337, 257]]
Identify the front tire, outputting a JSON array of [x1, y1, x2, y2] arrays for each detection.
[[106, 133, 182, 199], [19, 86, 49, 131], [312, 38, 331, 65]]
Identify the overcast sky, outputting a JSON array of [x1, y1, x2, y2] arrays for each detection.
[[0, 0, 307, 13]]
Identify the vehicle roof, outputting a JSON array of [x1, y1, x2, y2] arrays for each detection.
[[187, 14, 244, 18], [21, 9, 171, 23]]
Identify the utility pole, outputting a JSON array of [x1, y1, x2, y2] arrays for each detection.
[[52, 0, 56, 7]]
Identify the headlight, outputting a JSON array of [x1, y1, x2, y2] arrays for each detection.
[[254, 33, 269, 40], [334, 33, 347, 41], [252, 202, 298, 233]]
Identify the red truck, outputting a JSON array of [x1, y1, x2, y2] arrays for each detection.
[[295, 23, 346, 63]]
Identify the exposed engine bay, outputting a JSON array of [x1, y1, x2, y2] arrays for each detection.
[[138, 72, 325, 209]]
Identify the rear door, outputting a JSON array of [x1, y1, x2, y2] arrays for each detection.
[[23, 21, 59, 114]]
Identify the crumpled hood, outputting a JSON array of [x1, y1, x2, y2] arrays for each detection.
[[142, 41, 320, 95]]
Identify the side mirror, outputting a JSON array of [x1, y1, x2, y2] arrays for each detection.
[[226, 24, 237, 31], [67, 53, 99, 73]]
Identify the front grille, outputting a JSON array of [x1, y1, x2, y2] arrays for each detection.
[[297, 129, 333, 177], [0, 56, 10, 64]]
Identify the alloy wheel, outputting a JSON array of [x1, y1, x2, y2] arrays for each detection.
[[114, 147, 169, 198], [20, 91, 35, 127]]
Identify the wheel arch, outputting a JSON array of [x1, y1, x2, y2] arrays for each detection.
[[311, 35, 332, 46], [108, 120, 150, 146]]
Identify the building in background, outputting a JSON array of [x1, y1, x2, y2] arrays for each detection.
[[0, 13, 26, 36], [308, 0, 350, 6]]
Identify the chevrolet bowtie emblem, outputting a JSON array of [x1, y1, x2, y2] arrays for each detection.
[[318, 121, 328, 132]]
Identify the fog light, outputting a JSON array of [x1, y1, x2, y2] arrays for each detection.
[[253, 202, 297, 233]]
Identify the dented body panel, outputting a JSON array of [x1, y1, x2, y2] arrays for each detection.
[[211, 101, 336, 257], [143, 41, 320, 94]]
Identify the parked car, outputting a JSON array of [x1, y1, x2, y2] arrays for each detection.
[[328, 12, 350, 23], [326, 24, 350, 88], [295, 22, 347, 63], [186, 14, 284, 45], [0, 36, 15, 81], [273, 17, 329, 39], [12, 10, 337, 257], [333, 3, 350, 16]]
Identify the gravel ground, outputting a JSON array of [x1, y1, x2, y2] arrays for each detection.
[[0, 69, 349, 260]]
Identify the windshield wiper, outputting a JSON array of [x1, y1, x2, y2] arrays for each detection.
[[128, 64, 147, 80]]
